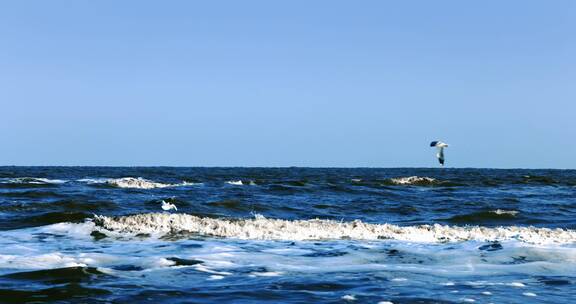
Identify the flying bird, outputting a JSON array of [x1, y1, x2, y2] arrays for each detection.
[[430, 141, 449, 166], [161, 200, 178, 211]]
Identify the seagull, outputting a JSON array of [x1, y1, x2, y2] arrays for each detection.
[[430, 141, 449, 166], [161, 200, 178, 211]]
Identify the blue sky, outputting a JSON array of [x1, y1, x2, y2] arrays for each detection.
[[0, 1, 574, 168]]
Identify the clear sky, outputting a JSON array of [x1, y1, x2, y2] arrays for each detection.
[[0, 1, 574, 168]]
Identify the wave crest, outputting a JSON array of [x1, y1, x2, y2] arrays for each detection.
[[389, 176, 437, 185], [81, 177, 195, 189], [491, 209, 519, 216], [2, 177, 67, 184], [226, 180, 256, 186], [0, 177, 67, 185], [106, 177, 173, 189], [93, 213, 576, 244]]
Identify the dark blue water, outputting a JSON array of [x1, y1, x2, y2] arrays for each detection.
[[0, 167, 575, 303]]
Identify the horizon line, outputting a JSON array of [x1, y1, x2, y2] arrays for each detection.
[[0, 165, 573, 170]]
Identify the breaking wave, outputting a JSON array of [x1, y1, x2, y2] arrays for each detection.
[[388, 176, 437, 185], [0, 177, 67, 184], [0, 178, 67, 188], [226, 180, 257, 186], [93, 213, 576, 245], [80, 177, 196, 189]]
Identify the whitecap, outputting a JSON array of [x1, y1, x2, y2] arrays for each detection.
[[79, 177, 194, 189], [226, 180, 243, 185], [154, 258, 177, 268], [226, 180, 257, 186], [93, 213, 576, 244], [0, 177, 67, 184], [389, 176, 436, 185], [491, 209, 519, 216], [342, 294, 356, 301], [106, 177, 174, 189]]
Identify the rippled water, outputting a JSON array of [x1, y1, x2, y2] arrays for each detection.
[[0, 167, 575, 303]]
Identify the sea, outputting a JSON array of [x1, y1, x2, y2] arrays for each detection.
[[0, 167, 575, 303]]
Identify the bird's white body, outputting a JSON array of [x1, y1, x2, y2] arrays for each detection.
[[161, 200, 178, 211]]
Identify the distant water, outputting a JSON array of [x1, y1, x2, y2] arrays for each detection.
[[0, 167, 575, 303]]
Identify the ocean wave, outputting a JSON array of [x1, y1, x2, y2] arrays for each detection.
[[1, 212, 91, 230], [0, 265, 110, 301], [93, 213, 576, 244], [491, 209, 520, 216], [388, 176, 437, 185], [79, 177, 197, 189], [382, 174, 576, 187], [207, 200, 268, 212], [520, 175, 558, 185], [0, 177, 67, 184], [226, 180, 257, 186], [2, 266, 107, 284], [0, 190, 64, 199], [0, 200, 116, 213], [106, 177, 170, 189], [446, 210, 522, 225], [0, 178, 67, 188]]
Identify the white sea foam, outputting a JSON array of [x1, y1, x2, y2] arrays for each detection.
[[491, 209, 519, 216], [389, 176, 436, 185], [0, 253, 87, 270], [93, 213, 576, 244], [2, 220, 576, 291], [508, 282, 526, 287], [249, 271, 283, 277], [226, 180, 243, 185], [106, 177, 175, 189], [0, 177, 67, 184], [79, 177, 195, 189], [194, 265, 232, 276], [226, 180, 256, 186], [342, 295, 356, 301]]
